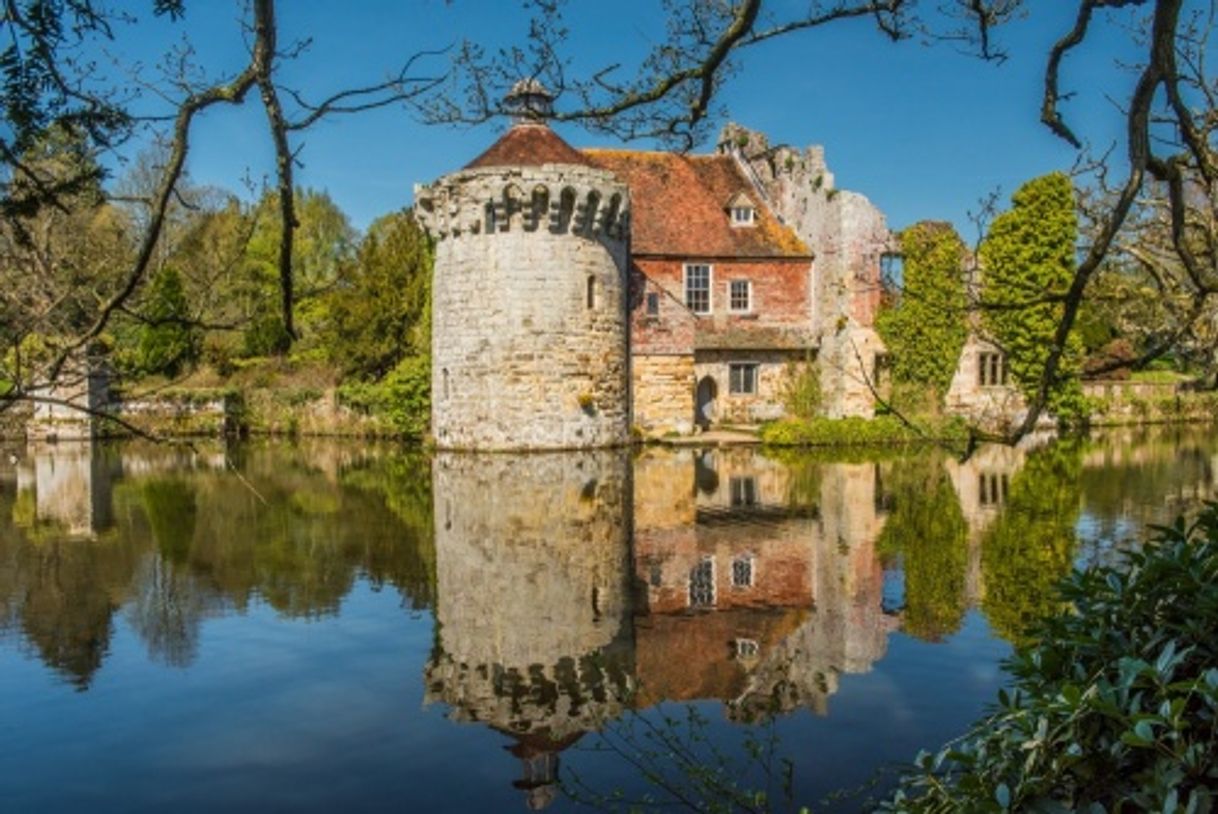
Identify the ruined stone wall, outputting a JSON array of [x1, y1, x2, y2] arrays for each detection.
[[694, 349, 805, 424], [27, 353, 114, 441], [416, 165, 630, 450], [944, 334, 1029, 433], [719, 124, 892, 419]]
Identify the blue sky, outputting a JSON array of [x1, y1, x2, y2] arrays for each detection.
[[104, 1, 1151, 237]]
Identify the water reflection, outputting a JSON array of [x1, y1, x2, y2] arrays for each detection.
[[1, 441, 436, 687], [0, 430, 1215, 806]]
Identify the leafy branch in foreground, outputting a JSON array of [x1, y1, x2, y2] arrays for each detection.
[[883, 503, 1218, 812]]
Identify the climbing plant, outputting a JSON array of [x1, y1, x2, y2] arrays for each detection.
[[979, 173, 1087, 422], [877, 221, 969, 393]]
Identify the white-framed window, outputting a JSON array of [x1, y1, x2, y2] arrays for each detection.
[[689, 557, 715, 608], [729, 362, 758, 395], [729, 279, 752, 312], [731, 555, 754, 588], [978, 352, 1007, 386], [684, 264, 712, 314], [731, 206, 755, 226], [645, 292, 660, 316]]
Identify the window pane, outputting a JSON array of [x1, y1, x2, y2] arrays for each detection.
[[646, 292, 659, 315], [732, 556, 753, 588], [689, 558, 715, 608], [685, 265, 710, 313], [730, 280, 750, 311], [729, 363, 758, 394]]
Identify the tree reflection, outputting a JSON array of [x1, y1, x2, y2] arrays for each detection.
[[980, 441, 1083, 644], [876, 454, 969, 642], [0, 442, 437, 683]]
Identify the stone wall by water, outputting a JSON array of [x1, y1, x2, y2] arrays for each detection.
[[416, 166, 631, 451]]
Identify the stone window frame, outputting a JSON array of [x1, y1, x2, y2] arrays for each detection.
[[978, 472, 1010, 507], [978, 351, 1008, 387], [684, 263, 713, 314], [728, 279, 752, 313], [728, 361, 759, 396]]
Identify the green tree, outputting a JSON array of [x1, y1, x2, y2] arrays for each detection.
[[979, 173, 1087, 421], [239, 188, 356, 357], [326, 209, 433, 378], [130, 266, 201, 376], [876, 221, 969, 393]]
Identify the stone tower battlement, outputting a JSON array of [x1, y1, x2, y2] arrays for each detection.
[[414, 166, 629, 241], [416, 118, 632, 451]]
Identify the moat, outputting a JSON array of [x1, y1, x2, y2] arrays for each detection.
[[1, 427, 1214, 812]]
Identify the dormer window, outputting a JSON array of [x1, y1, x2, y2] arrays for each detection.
[[725, 192, 757, 228]]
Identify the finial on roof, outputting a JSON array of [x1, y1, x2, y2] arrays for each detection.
[[506, 78, 554, 125]]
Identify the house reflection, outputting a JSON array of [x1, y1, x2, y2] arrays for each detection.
[[425, 447, 900, 806], [632, 448, 893, 719]]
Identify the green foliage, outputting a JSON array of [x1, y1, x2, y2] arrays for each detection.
[[337, 355, 430, 438], [980, 441, 1081, 644], [760, 415, 968, 448], [876, 222, 970, 390], [239, 188, 356, 357], [780, 358, 822, 419], [128, 266, 200, 377], [876, 456, 969, 641], [325, 209, 433, 378], [980, 173, 1087, 422], [884, 504, 1218, 812]]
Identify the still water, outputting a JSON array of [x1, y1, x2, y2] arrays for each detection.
[[0, 428, 1214, 812]]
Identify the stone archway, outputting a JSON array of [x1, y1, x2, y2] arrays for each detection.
[[695, 376, 718, 430]]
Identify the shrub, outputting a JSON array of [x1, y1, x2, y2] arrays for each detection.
[[337, 355, 430, 439], [883, 505, 1218, 812], [780, 358, 822, 419], [760, 415, 968, 448]]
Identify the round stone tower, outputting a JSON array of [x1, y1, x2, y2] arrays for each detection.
[[414, 82, 631, 450]]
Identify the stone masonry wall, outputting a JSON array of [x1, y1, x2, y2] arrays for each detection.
[[632, 354, 695, 435], [944, 334, 1029, 433], [695, 349, 806, 425], [416, 165, 631, 450]]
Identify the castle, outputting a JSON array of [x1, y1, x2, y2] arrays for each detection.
[[414, 82, 895, 451]]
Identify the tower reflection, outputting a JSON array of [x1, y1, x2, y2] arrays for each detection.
[[425, 446, 901, 805]]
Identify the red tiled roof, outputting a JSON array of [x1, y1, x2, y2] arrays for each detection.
[[584, 150, 810, 259], [465, 123, 595, 170]]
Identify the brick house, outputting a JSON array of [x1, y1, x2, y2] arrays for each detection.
[[588, 149, 817, 434]]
